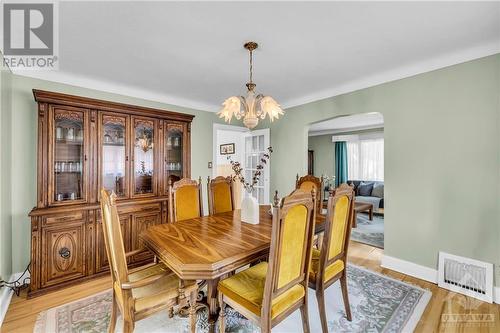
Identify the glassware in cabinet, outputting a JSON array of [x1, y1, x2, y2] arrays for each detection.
[[101, 114, 128, 197], [133, 118, 155, 195], [52, 108, 86, 203]]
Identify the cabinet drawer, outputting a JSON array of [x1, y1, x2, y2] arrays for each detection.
[[41, 222, 86, 288], [118, 203, 161, 215], [44, 212, 84, 225]]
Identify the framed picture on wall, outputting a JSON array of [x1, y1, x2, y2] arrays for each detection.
[[220, 143, 235, 155]]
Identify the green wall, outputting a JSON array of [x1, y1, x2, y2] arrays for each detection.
[[0, 52, 13, 280], [8, 75, 220, 274], [307, 135, 334, 178], [266, 54, 500, 284]]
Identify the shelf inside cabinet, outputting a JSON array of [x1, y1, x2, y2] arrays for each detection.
[[56, 139, 83, 145]]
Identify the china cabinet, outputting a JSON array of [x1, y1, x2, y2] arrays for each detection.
[[29, 90, 193, 297]]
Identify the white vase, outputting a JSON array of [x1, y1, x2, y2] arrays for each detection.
[[241, 192, 259, 224]]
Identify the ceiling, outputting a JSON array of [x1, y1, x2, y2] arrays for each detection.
[[309, 113, 384, 136], [13, 1, 500, 112]]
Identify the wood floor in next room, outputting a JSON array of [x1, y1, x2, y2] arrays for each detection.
[[2, 242, 499, 333]]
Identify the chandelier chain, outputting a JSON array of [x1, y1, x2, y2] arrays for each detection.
[[249, 49, 253, 84]]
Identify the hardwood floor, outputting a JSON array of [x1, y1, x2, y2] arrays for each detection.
[[2, 241, 499, 332]]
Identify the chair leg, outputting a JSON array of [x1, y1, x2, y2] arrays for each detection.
[[340, 274, 352, 321], [189, 290, 198, 333], [218, 292, 226, 333], [260, 316, 271, 333], [123, 319, 134, 333], [300, 303, 310, 333], [316, 289, 328, 333], [108, 295, 118, 333]]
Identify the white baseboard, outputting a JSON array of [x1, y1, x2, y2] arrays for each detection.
[[0, 272, 24, 327], [381, 254, 438, 284], [494, 287, 500, 304]]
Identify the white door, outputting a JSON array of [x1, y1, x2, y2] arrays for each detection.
[[243, 128, 270, 204]]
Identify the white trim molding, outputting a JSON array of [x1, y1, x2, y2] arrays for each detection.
[[10, 41, 500, 114], [309, 124, 384, 137], [494, 287, 500, 304], [381, 254, 438, 284], [0, 271, 25, 327], [283, 41, 500, 109]]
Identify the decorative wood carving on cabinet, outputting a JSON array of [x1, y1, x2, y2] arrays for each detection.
[[29, 90, 194, 297]]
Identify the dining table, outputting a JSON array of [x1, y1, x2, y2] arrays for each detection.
[[140, 205, 326, 332]]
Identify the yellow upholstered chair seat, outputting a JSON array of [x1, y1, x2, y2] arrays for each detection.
[[212, 182, 232, 213], [218, 262, 305, 319], [175, 186, 200, 221], [128, 263, 196, 313], [309, 248, 345, 283]]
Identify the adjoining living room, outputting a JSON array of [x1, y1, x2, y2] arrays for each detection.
[[308, 113, 385, 249]]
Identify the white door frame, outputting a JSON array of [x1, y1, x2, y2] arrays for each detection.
[[212, 123, 249, 178], [243, 128, 271, 204]]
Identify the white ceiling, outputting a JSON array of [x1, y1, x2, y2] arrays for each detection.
[[13, 1, 500, 112], [309, 113, 384, 136]]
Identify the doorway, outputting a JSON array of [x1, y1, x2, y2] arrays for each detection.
[[213, 124, 271, 207], [308, 113, 385, 249]]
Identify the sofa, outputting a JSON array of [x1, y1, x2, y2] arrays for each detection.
[[348, 180, 384, 210]]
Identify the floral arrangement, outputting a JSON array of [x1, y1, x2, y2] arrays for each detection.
[[323, 175, 336, 190], [227, 146, 273, 193]]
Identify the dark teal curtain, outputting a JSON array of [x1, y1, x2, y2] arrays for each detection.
[[335, 141, 348, 187]]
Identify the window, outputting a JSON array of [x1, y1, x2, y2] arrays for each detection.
[[347, 138, 384, 181]]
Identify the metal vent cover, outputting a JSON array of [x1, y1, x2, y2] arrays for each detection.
[[438, 251, 493, 303]]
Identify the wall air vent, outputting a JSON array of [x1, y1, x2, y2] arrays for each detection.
[[438, 251, 493, 303]]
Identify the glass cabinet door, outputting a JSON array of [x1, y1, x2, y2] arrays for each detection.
[[165, 123, 184, 186], [101, 114, 128, 198], [52, 108, 87, 204], [133, 118, 156, 196]]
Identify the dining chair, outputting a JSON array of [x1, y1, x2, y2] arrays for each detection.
[[217, 189, 317, 333], [207, 176, 234, 215], [296, 174, 325, 250], [296, 174, 324, 213], [308, 183, 355, 333], [168, 177, 203, 222], [100, 189, 198, 333]]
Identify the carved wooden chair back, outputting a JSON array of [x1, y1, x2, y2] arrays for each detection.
[[100, 189, 131, 312], [317, 183, 354, 287], [168, 177, 203, 222], [262, 189, 317, 324], [207, 176, 234, 215], [296, 174, 324, 213]]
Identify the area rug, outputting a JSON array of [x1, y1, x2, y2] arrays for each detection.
[[34, 265, 430, 333], [351, 213, 384, 249]]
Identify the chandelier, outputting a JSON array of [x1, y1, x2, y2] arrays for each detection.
[[218, 42, 284, 129]]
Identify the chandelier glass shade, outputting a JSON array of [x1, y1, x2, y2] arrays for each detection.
[[218, 42, 284, 129]]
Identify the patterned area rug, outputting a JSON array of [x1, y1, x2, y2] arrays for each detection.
[[351, 213, 384, 249], [34, 265, 430, 333]]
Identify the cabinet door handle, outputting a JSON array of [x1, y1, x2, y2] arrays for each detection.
[[84, 155, 87, 161], [59, 247, 71, 259], [126, 156, 129, 162]]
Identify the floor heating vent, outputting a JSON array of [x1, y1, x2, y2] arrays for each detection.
[[438, 251, 493, 303]]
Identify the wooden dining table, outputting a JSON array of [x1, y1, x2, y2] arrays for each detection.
[[140, 205, 326, 331]]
